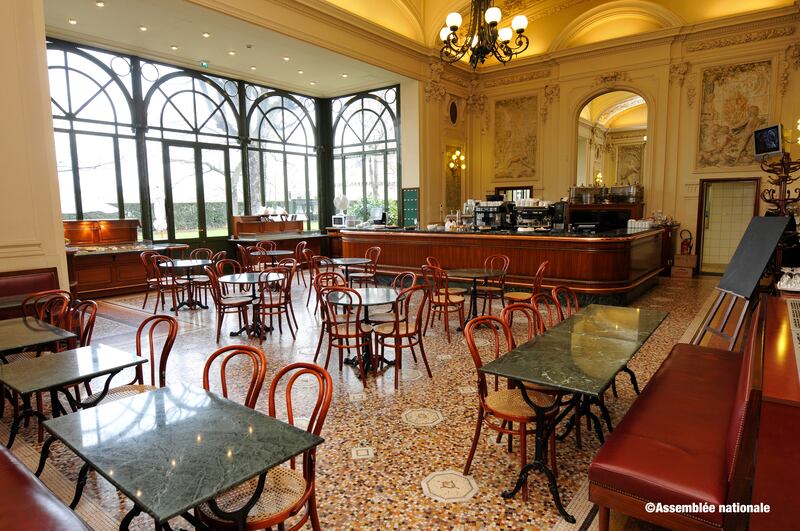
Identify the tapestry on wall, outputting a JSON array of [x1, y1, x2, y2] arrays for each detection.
[[697, 60, 771, 169], [494, 95, 537, 179], [617, 144, 643, 185]]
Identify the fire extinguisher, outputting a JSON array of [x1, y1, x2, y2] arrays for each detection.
[[680, 229, 693, 255]]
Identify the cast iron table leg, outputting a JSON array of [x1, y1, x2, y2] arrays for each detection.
[[6, 394, 45, 448], [207, 471, 266, 531], [502, 388, 577, 523]]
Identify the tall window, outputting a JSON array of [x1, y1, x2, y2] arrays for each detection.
[[47, 44, 138, 224], [142, 63, 241, 239], [246, 89, 318, 229], [332, 87, 400, 224]]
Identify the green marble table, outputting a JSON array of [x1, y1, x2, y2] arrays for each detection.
[[43, 383, 323, 529], [479, 304, 666, 523], [0, 317, 75, 355], [0, 344, 146, 448]]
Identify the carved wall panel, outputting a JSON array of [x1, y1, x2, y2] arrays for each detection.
[[494, 95, 537, 179]]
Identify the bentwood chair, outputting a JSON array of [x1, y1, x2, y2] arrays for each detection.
[[140, 251, 161, 309], [312, 273, 347, 366], [255, 267, 295, 340], [463, 316, 558, 501], [370, 271, 418, 324], [322, 287, 373, 385], [189, 248, 214, 306], [277, 258, 300, 328], [350, 246, 381, 287], [237, 244, 256, 272], [205, 266, 253, 342], [294, 241, 308, 287], [88, 315, 178, 404], [302, 248, 316, 298], [256, 240, 277, 251], [211, 250, 227, 263], [425, 257, 466, 295], [552, 285, 580, 320], [215, 259, 244, 296], [308, 256, 336, 312], [421, 265, 465, 343], [247, 245, 266, 272], [532, 292, 562, 329], [198, 362, 332, 531], [504, 260, 548, 306], [475, 254, 510, 316], [373, 284, 431, 389], [202, 345, 267, 409], [150, 255, 190, 315]]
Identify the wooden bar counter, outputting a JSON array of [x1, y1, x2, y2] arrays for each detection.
[[341, 228, 664, 304]]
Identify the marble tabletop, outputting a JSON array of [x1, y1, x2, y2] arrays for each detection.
[[332, 257, 372, 265], [250, 249, 293, 257], [0, 317, 76, 354], [328, 287, 398, 307], [0, 344, 146, 395], [43, 383, 323, 523], [0, 293, 33, 310], [159, 259, 213, 268], [481, 304, 666, 397], [446, 268, 505, 279], [219, 272, 284, 284]]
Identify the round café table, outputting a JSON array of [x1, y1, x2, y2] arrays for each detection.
[[332, 257, 372, 284], [158, 259, 213, 310], [445, 268, 506, 324], [327, 287, 398, 375], [219, 272, 285, 337], [250, 249, 293, 266]]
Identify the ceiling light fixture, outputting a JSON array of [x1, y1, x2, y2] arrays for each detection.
[[202, 32, 211, 38], [310, 81, 316, 86], [297, 70, 304, 75], [250, 65, 257, 71], [170, 45, 178, 51], [139, 25, 148, 32], [341, 73, 349, 78], [95, 1, 105, 7], [68, 18, 77, 25], [228, 50, 236, 56], [283, 56, 290, 61], [440, 0, 528, 69]]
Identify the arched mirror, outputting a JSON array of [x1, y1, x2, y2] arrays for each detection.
[[576, 90, 647, 187]]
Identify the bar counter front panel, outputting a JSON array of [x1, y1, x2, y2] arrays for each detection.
[[341, 229, 663, 304]]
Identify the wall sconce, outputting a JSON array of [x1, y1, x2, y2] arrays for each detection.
[[594, 171, 604, 187], [448, 149, 466, 176]]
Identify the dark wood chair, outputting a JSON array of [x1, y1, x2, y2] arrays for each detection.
[[370, 271, 418, 324], [202, 345, 267, 409], [532, 292, 562, 329], [294, 241, 308, 287], [307, 256, 335, 312], [205, 266, 252, 342], [463, 316, 558, 502], [475, 254, 510, 316], [215, 259, 244, 296], [189, 248, 213, 306], [277, 258, 300, 328], [373, 284, 432, 389], [150, 255, 189, 315], [198, 362, 332, 531], [237, 244, 256, 272], [139, 251, 161, 309], [350, 246, 381, 287], [504, 260, 548, 306], [425, 257, 466, 295]]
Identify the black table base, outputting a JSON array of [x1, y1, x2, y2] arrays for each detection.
[[501, 388, 578, 524]]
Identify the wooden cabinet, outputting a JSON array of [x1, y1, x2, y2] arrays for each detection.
[[231, 216, 304, 238]]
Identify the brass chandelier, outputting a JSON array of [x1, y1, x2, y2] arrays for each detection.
[[439, 0, 529, 70]]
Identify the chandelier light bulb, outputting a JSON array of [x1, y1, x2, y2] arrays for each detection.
[[511, 15, 528, 32], [460, 155, 465, 161], [440, 27, 451, 42], [449, 161, 455, 169], [498, 27, 513, 42], [461, 163, 466, 170], [471, 34, 479, 48], [445, 12, 462, 30], [455, 150, 461, 156], [485, 7, 502, 25]]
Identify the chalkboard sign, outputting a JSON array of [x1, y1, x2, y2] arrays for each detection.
[[718, 216, 788, 298], [402, 188, 419, 227]]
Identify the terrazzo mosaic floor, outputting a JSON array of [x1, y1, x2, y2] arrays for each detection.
[[1, 274, 718, 530]]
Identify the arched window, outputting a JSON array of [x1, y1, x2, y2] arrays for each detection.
[[246, 89, 318, 229], [47, 43, 136, 222], [143, 67, 241, 240], [332, 87, 400, 224]]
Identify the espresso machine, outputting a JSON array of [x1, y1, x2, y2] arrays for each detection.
[[474, 198, 517, 230], [516, 205, 553, 231]]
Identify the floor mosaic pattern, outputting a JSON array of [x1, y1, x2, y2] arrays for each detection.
[[0, 273, 718, 529]]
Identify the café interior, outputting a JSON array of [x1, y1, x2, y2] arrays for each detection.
[[1, 0, 799, 529]]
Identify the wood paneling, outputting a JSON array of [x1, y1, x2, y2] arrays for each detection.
[[341, 229, 664, 296], [231, 216, 304, 238], [63, 220, 139, 245]]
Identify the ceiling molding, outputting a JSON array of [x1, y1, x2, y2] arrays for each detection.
[[597, 96, 646, 126]]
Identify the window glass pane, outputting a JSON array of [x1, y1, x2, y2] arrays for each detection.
[[264, 152, 285, 210], [75, 134, 118, 219], [286, 154, 307, 220], [202, 149, 228, 238], [147, 140, 168, 240], [168, 146, 199, 239], [345, 156, 364, 212], [366, 153, 385, 204], [248, 150, 262, 212], [55, 132, 76, 220], [333, 157, 343, 199], [229, 148, 245, 216], [308, 157, 318, 230], [119, 137, 141, 236]]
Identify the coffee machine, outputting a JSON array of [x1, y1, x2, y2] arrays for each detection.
[[474, 197, 517, 230], [517, 205, 553, 231]]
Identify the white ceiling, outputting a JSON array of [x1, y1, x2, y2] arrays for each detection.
[[43, 0, 406, 98]]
